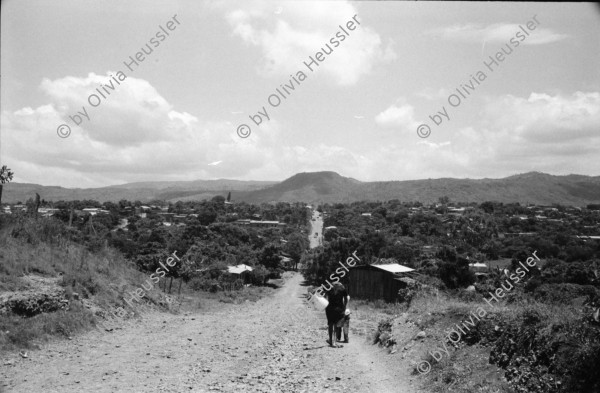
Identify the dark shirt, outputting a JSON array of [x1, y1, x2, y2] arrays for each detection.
[[327, 284, 348, 309]]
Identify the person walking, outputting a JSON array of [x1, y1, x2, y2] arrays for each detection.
[[325, 282, 349, 347], [336, 303, 351, 343]]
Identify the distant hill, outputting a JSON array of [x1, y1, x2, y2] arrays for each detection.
[[237, 171, 600, 206], [3, 180, 275, 204], [3, 171, 600, 206], [236, 171, 362, 203]]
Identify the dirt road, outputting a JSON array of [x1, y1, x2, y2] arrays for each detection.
[[309, 209, 323, 249], [1, 211, 419, 393], [1, 273, 416, 393]]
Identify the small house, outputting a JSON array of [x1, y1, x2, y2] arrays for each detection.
[[279, 255, 294, 269], [82, 208, 109, 216], [348, 263, 415, 302], [224, 264, 253, 283], [469, 262, 490, 277]]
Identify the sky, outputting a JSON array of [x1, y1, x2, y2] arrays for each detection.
[[1, 0, 599, 188]]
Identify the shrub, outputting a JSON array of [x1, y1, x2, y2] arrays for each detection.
[[489, 305, 600, 393], [249, 265, 269, 285], [533, 283, 599, 304], [524, 277, 543, 293], [374, 318, 396, 347], [188, 277, 205, 291], [0, 303, 96, 351], [438, 260, 476, 289], [9, 216, 68, 246], [268, 268, 283, 280]]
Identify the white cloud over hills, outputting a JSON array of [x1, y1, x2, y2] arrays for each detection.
[[223, 0, 396, 86]]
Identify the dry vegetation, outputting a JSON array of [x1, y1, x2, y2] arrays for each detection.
[[0, 213, 280, 355], [353, 288, 600, 393], [0, 215, 176, 352]]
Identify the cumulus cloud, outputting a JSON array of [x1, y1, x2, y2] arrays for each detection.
[[2, 73, 378, 187], [417, 87, 450, 101], [371, 91, 600, 180], [374, 100, 419, 130], [39, 72, 195, 147], [4, 69, 598, 188], [432, 22, 568, 45], [482, 91, 600, 144], [450, 91, 600, 176], [1, 72, 278, 187], [224, 0, 396, 85], [417, 140, 451, 149]]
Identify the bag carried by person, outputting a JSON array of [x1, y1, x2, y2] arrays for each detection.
[[312, 293, 329, 310]]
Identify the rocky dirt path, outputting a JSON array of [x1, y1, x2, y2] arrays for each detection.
[[1, 273, 417, 393]]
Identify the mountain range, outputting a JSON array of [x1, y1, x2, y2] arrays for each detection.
[[3, 171, 600, 206]]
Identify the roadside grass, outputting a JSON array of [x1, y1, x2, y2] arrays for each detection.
[[181, 285, 275, 312], [0, 215, 174, 352], [213, 286, 275, 304], [407, 288, 583, 338], [183, 271, 292, 309], [0, 302, 95, 351], [407, 289, 597, 393], [350, 299, 405, 342], [0, 215, 291, 354], [155, 278, 280, 315], [344, 286, 596, 392]]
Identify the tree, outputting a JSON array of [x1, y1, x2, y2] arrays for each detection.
[[25, 193, 41, 217], [33, 193, 41, 216], [285, 233, 308, 270], [480, 201, 495, 214], [173, 201, 184, 214], [227, 192, 231, 202], [0, 165, 14, 205], [259, 243, 282, 270], [250, 265, 269, 285], [438, 259, 475, 289], [211, 195, 225, 204], [198, 207, 218, 226]]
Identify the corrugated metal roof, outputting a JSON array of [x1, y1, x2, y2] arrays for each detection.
[[469, 263, 488, 268], [227, 264, 254, 274], [371, 263, 414, 274]]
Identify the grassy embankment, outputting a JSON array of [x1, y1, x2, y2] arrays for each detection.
[[0, 215, 273, 353], [350, 286, 599, 393], [0, 215, 172, 352]]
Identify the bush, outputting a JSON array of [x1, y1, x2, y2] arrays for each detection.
[[533, 283, 599, 304], [438, 260, 476, 289], [249, 265, 269, 285], [60, 271, 102, 297], [268, 268, 283, 280], [489, 306, 600, 393], [455, 288, 480, 302], [524, 277, 543, 293], [374, 318, 396, 347], [188, 277, 205, 291], [187, 277, 222, 292], [0, 303, 96, 351], [10, 216, 68, 246]]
